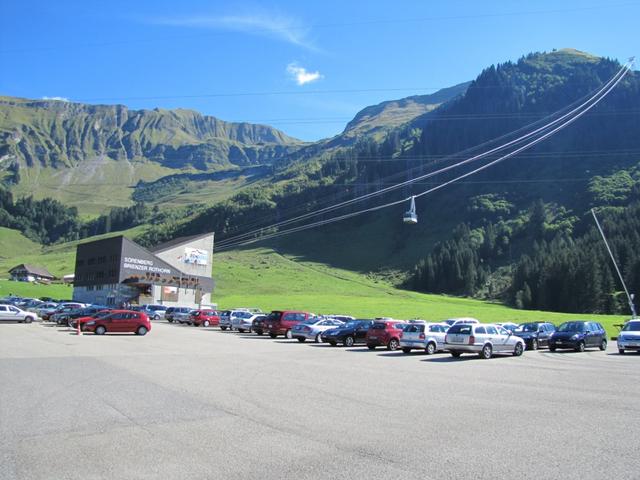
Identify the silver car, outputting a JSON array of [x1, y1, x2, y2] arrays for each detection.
[[444, 323, 525, 359], [400, 322, 449, 354], [231, 311, 259, 332], [617, 320, 640, 354], [291, 318, 345, 343], [0, 304, 37, 323]]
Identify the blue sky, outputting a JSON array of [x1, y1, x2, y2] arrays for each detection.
[[1, 0, 639, 141]]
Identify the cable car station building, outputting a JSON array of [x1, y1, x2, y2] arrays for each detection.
[[72, 233, 215, 308]]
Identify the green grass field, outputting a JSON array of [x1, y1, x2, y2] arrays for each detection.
[[0, 229, 629, 337]]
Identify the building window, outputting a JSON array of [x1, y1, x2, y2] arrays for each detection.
[[96, 285, 103, 291], [88, 257, 96, 266]]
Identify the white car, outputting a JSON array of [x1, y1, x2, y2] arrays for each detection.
[[443, 317, 480, 327], [617, 320, 640, 354], [444, 323, 525, 359], [400, 322, 449, 354], [0, 304, 37, 323], [291, 318, 345, 342]]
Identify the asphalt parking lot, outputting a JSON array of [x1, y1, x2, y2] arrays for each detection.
[[1, 321, 639, 480]]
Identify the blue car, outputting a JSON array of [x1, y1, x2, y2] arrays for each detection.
[[548, 321, 607, 352]]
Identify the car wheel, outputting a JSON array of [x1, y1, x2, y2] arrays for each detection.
[[255, 329, 263, 336], [203, 320, 210, 327], [285, 330, 293, 339], [329, 341, 337, 347], [221, 326, 227, 331], [238, 329, 245, 333], [269, 333, 277, 338], [402, 347, 412, 354], [480, 344, 493, 359], [297, 337, 305, 343], [168, 319, 174, 323], [576, 341, 586, 352], [599, 339, 607, 351], [387, 338, 399, 351], [549, 346, 556, 352], [619, 348, 625, 354], [450, 351, 462, 358], [426, 342, 436, 355], [136, 326, 148, 336], [531, 339, 538, 351], [367, 344, 376, 350], [315, 333, 322, 343], [153, 314, 160, 321], [513, 342, 524, 357], [25, 316, 34, 324], [95, 325, 107, 335], [344, 336, 354, 347]]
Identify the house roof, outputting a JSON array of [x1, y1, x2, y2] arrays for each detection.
[[150, 232, 214, 254], [9, 264, 55, 279]]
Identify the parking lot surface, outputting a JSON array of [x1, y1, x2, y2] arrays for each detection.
[[1, 321, 639, 480]]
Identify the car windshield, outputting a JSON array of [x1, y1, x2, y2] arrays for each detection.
[[558, 322, 586, 332], [447, 324, 472, 334], [516, 323, 538, 332], [622, 322, 640, 332], [342, 321, 360, 329]]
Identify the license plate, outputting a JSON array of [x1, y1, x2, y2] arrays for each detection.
[[369, 336, 377, 340], [626, 342, 639, 347]]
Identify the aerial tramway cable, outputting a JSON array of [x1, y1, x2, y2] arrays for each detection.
[[215, 59, 634, 251]]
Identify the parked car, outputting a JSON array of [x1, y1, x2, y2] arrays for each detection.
[[617, 320, 640, 354], [548, 321, 607, 352], [190, 309, 220, 327], [34, 302, 58, 316], [513, 322, 556, 350], [231, 311, 261, 332], [140, 304, 168, 320], [443, 317, 480, 327], [264, 311, 315, 339], [69, 309, 112, 329], [79, 310, 151, 335], [0, 304, 37, 323], [174, 309, 197, 324], [165, 307, 191, 323], [400, 322, 449, 354], [322, 320, 374, 347], [251, 315, 268, 335], [366, 320, 407, 350], [444, 323, 525, 359], [324, 314, 355, 323], [50, 304, 86, 324], [291, 318, 345, 342], [59, 306, 111, 326], [496, 322, 519, 333], [218, 310, 232, 330]]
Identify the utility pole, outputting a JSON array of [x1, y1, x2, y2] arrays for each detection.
[[591, 209, 637, 318]]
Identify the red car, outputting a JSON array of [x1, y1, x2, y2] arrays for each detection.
[[265, 311, 314, 339], [80, 310, 151, 335], [190, 309, 220, 327], [366, 320, 406, 351]]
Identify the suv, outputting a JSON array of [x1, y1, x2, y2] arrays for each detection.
[[265, 311, 314, 339], [141, 304, 168, 320], [190, 309, 220, 327], [165, 307, 191, 323], [513, 322, 556, 350], [617, 320, 640, 354], [548, 321, 607, 352], [0, 304, 37, 323], [366, 320, 406, 351], [444, 323, 525, 359], [400, 322, 449, 354]]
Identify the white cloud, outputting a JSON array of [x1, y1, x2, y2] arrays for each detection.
[[153, 11, 318, 51], [286, 63, 323, 86], [42, 96, 69, 102]]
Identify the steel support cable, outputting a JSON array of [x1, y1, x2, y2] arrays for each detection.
[[215, 62, 631, 248], [216, 60, 633, 251]]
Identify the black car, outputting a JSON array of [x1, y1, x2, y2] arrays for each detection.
[[59, 306, 111, 326], [322, 320, 373, 347], [513, 322, 556, 350], [548, 321, 607, 352], [68, 309, 112, 328], [252, 315, 268, 335]]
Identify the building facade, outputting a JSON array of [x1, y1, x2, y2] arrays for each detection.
[[9, 264, 55, 283], [72, 233, 215, 308]]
